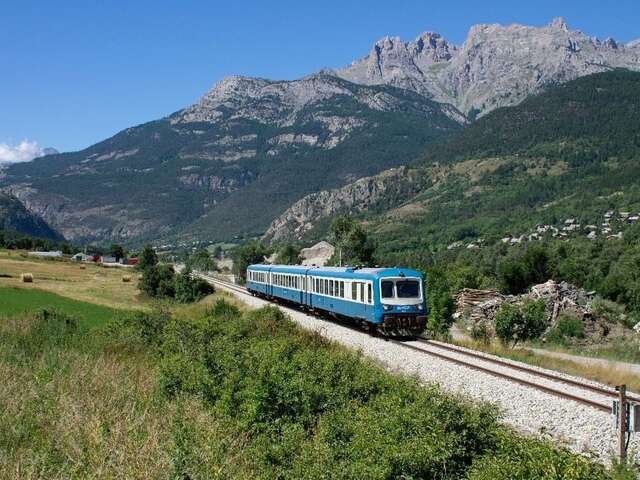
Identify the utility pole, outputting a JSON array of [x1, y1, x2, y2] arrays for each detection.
[[617, 384, 627, 461]]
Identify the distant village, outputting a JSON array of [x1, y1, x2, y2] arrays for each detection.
[[447, 209, 639, 251]]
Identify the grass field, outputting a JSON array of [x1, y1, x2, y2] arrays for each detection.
[[0, 287, 121, 330], [0, 249, 148, 311]]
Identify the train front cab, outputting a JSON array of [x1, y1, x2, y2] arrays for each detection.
[[374, 271, 427, 334]]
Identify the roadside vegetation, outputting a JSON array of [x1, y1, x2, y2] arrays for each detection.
[[1, 287, 634, 479], [137, 245, 214, 303]]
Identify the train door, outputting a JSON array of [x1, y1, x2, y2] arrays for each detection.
[[267, 268, 273, 297], [298, 275, 304, 305]]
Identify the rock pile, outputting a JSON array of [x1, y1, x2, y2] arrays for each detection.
[[456, 280, 596, 337], [528, 280, 594, 325]]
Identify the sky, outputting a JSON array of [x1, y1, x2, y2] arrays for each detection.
[[1, 0, 638, 157]]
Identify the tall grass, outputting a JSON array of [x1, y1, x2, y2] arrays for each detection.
[[0, 298, 635, 478]]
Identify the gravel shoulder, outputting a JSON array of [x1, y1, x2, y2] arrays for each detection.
[[207, 278, 640, 464]]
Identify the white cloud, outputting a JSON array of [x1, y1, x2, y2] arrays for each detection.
[[0, 139, 45, 163]]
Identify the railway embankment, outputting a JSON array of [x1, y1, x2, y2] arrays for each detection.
[[202, 274, 640, 467]]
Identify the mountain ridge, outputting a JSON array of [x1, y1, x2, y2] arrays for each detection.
[[2, 18, 639, 245]]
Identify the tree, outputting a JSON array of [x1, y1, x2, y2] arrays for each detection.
[[174, 270, 214, 303], [138, 244, 158, 270], [495, 299, 546, 347], [498, 245, 552, 295], [186, 250, 216, 272], [425, 267, 454, 337], [139, 264, 175, 297], [109, 243, 125, 262], [328, 216, 375, 266], [231, 242, 270, 284], [274, 245, 301, 265]]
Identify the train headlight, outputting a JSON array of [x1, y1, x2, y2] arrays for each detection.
[[417, 304, 424, 311], [383, 304, 392, 311]]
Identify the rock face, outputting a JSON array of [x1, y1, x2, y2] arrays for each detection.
[[263, 167, 423, 243], [0, 192, 63, 240], [300, 241, 335, 267], [337, 18, 640, 116]]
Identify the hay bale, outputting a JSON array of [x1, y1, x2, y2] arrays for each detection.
[[79, 264, 87, 270], [21, 273, 33, 283], [122, 275, 131, 283]]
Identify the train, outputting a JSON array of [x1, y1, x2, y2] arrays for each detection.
[[245, 264, 427, 336]]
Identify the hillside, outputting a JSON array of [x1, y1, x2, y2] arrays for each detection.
[[0, 192, 63, 240], [267, 70, 640, 253], [1, 75, 460, 244], [1, 18, 638, 246]]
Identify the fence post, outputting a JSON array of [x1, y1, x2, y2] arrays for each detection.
[[618, 384, 627, 461]]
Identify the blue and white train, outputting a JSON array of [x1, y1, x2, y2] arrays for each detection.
[[246, 264, 427, 335]]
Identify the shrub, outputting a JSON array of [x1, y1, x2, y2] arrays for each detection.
[[122, 299, 609, 478], [139, 264, 175, 298], [137, 244, 158, 270], [555, 314, 585, 339], [495, 299, 546, 347], [174, 271, 214, 304], [105, 309, 171, 351], [470, 321, 492, 344], [426, 267, 454, 337]]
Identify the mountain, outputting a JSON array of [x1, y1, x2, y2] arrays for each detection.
[[265, 70, 640, 254], [0, 192, 63, 240], [1, 18, 638, 246], [0, 74, 460, 244], [336, 17, 640, 117]]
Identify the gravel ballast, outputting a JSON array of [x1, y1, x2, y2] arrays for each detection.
[[205, 277, 640, 464]]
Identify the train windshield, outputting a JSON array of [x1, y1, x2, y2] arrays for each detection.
[[380, 279, 421, 299], [396, 280, 420, 298], [381, 281, 395, 298]]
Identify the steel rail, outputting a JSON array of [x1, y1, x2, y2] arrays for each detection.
[[415, 338, 640, 404], [200, 274, 621, 413]]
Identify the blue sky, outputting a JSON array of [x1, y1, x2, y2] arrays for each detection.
[[1, 0, 638, 154]]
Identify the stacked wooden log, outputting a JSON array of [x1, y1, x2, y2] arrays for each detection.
[[455, 289, 505, 324]]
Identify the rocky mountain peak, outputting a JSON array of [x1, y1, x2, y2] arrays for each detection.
[[548, 16, 569, 31], [337, 18, 640, 116]]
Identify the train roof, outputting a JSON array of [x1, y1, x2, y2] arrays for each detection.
[[247, 264, 423, 279]]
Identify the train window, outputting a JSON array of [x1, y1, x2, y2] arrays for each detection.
[[323, 279, 327, 295], [352, 283, 357, 301], [367, 284, 372, 304], [339, 281, 344, 298], [381, 281, 394, 298], [328, 280, 333, 296]]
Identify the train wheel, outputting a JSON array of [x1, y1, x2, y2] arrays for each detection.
[[367, 322, 378, 337]]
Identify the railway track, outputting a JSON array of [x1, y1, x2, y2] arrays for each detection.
[[200, 273, 637, 413]]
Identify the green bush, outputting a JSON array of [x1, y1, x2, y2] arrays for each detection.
[[426, 267, 454, 337], [146, 299, 611, 478], [470, 321, 492, 344], [139, 264, 176, 298], [546, 314, 586, 346], [174, 271, 214, 303], [105, 309, 171, 351], [138, 265, 213, 303], [495, 300, 546, 347]]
